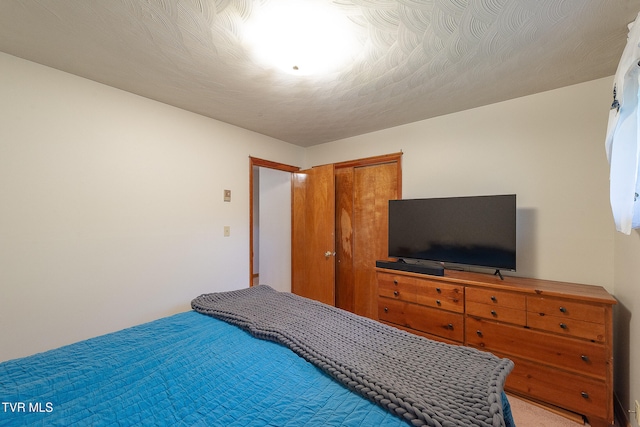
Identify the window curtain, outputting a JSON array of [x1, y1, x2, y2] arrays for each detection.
[[606, 12, 640, 235]]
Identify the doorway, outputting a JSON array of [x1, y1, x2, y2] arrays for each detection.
[[249, 157, 299, 288]]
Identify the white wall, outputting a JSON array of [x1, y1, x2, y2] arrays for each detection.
[[0, 52, 304, 362], [258, 167, 292, 292], [613, 231, 640, 418], [252, 166, 260, 276], [305, 78, 615, 289]]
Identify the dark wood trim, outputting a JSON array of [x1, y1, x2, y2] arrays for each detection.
[[333, 152, 402, 169], [250, 156, 300, 172]]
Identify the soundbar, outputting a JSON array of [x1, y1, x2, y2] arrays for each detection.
[[375, 260, 444, 276]]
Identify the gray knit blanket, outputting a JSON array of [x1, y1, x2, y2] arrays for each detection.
[[191, 285, 513, 427]]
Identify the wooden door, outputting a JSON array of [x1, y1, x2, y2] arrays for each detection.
[[353, 162, 399, 318], [335, 167, 355, 312], [335, 157, 400, 318], [291, 164, 336, 305]]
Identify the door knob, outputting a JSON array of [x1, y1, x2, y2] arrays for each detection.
[[324, 251, 335, 257]]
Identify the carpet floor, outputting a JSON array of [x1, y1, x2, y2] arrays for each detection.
[[508, 394, 585, 427]]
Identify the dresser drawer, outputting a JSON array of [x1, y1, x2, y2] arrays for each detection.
[[527, 296, 605, 323], [526, 296, 606, 341], [466, 317, 608, 379], [504, 354, 609, 421], [466, 301, 526, 326], [379, 297, 464, 342], [377, 273, 418, 303], [379, 321, 461, 346], [466, 287, 526, 310], [526, 312, 606, 342], [415, 280, 464, 313]]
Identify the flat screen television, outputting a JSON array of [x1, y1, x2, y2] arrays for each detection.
[[388, 194, 516, 272]]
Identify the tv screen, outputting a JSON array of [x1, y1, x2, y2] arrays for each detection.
[[388, 194, 516, 271]]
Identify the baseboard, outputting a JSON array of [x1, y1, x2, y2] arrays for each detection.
[[615, 392, 631, 427]]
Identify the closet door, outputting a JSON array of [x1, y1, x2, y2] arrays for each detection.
[[291, 164, 336, 305], [336, 160, 400, 318], [353, 162, 398, 318], [335, 168, 355, 312]]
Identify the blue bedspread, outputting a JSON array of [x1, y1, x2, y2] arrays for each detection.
[[0, 311, 413, 426], [0, 311, 516, 426]]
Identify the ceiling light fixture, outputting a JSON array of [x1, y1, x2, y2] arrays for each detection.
[[243, 0, 361, 76]]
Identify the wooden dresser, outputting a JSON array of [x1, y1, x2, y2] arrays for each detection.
[[376, 267, 617, 427]]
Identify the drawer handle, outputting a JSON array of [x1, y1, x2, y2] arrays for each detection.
[[384, 307, 388, 313], [436, 300, 441, 306], [560, 323, 568, 330], [476, 330, 483, 337], [393, 280, 398, 285], [447, 323, 454, 330], [490, 310, 497, 317], [559, 306, 567, 313], [581, 355, 590, 362], [490, 296, 497, 302], [581, 391, 589, 399], [436, 287, 441, 293], [393, 290, 399, 297]]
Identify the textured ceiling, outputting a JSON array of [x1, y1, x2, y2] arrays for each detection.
[[0, 0, 639, 147]]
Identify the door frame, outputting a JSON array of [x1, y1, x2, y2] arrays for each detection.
[[249, 157, 300, 287], [334, 152, 403, 176]]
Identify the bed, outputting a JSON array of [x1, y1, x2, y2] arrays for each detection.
[[0, 285, 515, 427]]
